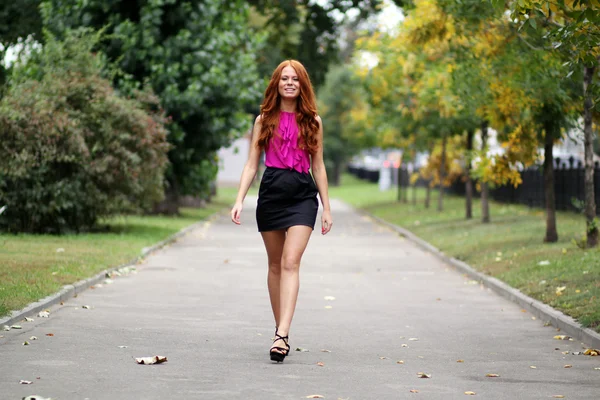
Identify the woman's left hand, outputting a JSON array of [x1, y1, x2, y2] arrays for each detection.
[[321, 210, 333, 235]]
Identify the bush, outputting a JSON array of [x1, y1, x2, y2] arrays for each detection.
[[0, 30, 170, 233]]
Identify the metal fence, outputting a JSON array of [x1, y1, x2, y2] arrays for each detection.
[[348, 159, 600, 214]]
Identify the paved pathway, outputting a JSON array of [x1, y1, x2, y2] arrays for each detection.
[[1, 197, 598, 400]]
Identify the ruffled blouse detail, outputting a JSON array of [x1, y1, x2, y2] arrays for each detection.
[[265, 112, 310, 173]]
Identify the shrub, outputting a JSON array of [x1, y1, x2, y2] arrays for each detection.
[[0, 30, 170, 233]]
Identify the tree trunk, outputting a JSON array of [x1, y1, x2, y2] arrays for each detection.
[[412, 182, 417, 205], [397, 166, 402, 202], [437, 135, 447, 212], [543, 128, 558, 243], [425, 182, 431, 208], [481, 121, 490, 223], [333, 162, 342, 186], [584, 62, 598, 247], [402, 170, 408, 203], [465, 129, 474, 219], [152, 182, 181, 215]]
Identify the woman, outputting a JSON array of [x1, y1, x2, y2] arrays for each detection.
[[231, 60, 333, 363]]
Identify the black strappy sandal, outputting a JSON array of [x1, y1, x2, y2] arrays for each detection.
[[270, 331, 290, 363]]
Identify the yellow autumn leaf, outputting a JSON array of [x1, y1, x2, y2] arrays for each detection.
[[465, 391, 476, 395]]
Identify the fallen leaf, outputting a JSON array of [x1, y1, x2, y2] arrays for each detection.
[[324, 296, 336, 301], [418, 356, 424, 359], [82, 305, 91, 309], [409, 389, 419, 393], [520, 309, 527, 313], [45, 333, 54, 337], [135, 355, 167, 365], [320, 349, 331, 353], [19, 380, 33, 384], [306, 395, 324, 399], [379, 356, 388, 360], [401, 344, 408, 348], [538, 260, 550, 266], [24, 317, 34, 322], [324, 305, 333, 309], [417, 372, 430, 378], [553, 335, 571, 340], [436, 298, 441, 301], [223, 259, 229, 264], [530, 366, 537, 369], [397, 360, 404, 364], [23, 341, 29, 346], [118, 346, 128, 349], [464, 391, 476, 396], [295, 347, 309, 352], [561, 351, 569, 355], [583, 349, 599, 356], [22, 397, 52, 400], [56, 248, 65, 253], [38, 311, 50, 318], [317, 362, 325, 367], [486, 374, 500, 377], [29, 336, 38, 341], [11, 325, 22, 329], [555, 286, 566, 296], [594, 367, 600, 370], [564, 365, 572, 368], [2, 325, 10, 331], [552, 396, 565, 399], [409, 338, 419, 341]]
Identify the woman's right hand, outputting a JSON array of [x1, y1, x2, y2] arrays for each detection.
[[231, 201, 243, 225]]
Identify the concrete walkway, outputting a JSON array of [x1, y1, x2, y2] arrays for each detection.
[[1, 197, 598, 400]]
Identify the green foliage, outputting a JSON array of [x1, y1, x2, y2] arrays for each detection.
[[40, 0, 264, 199], [0, 29, 170, 233], [318, 64, 366, 184]]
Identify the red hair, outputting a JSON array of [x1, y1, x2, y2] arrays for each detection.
[[256, 60, 319, 154]]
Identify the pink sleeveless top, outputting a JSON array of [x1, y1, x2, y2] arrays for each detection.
[[264, 111, 310, 174]]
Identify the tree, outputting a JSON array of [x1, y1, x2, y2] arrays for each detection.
[[497, 0, 600, 246], [40, 0, 264, 211], [0, 29, 170, 233]]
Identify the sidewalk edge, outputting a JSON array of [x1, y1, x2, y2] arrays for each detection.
[[365, 212, 600, 349], [0, 211, 223, 328]]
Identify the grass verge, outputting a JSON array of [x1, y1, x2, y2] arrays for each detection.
[[330, 174, 600, 333], [0, 188, 237, 318]]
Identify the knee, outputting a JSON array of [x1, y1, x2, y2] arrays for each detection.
[[268, 262, 281, 275], [281, 255, 300, 273]]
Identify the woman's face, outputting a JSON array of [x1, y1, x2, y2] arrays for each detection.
[[278, 66, 300, 100]]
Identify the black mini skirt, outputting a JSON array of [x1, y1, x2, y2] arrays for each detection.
[[256, 166, 319, 232]]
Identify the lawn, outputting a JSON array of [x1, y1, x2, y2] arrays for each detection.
[[329, 174, 600, 333], [0, 188, 238, 318]]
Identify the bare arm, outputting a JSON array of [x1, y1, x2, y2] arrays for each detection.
[[311, 116, 333, 234], [231, 115, 263, 224]]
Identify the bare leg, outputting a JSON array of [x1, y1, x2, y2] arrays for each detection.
[[276, 225, 313, 342], [260, 230, 286, 328]]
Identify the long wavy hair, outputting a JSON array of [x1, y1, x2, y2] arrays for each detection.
[[256, 60, 319, 154]]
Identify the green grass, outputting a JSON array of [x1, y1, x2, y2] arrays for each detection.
[[0, 188, 238, 318], [330, 174, 600, 333]]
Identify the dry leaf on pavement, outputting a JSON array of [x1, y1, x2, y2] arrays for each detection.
[[22, 396, 52, 400], [135, 355, 167, 365], [530, 366, 537, 369], [564, 365, 572, 368], [29, 336, 38, 341], [324, 296, 335, 301], [320, 349, 331, 353], [295, 347, 310, 352], [397, 360, 404, 364], [306, 395, 324, 399], [24, 317, 34, 322], [464, 391, 476, 395], [38, 311, 49, 318], [552, 396, 565, 398], [553, 335, 571, 340], [583, 349, 599, 356], [20, 380, 33, 384], [409, 389, 419, 393], [316, 362, 325, 367], [485, 374, 500, 377], [457, 359, 465, 363], [82, 305, 91, 309], [417, 372, 431, 378]]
